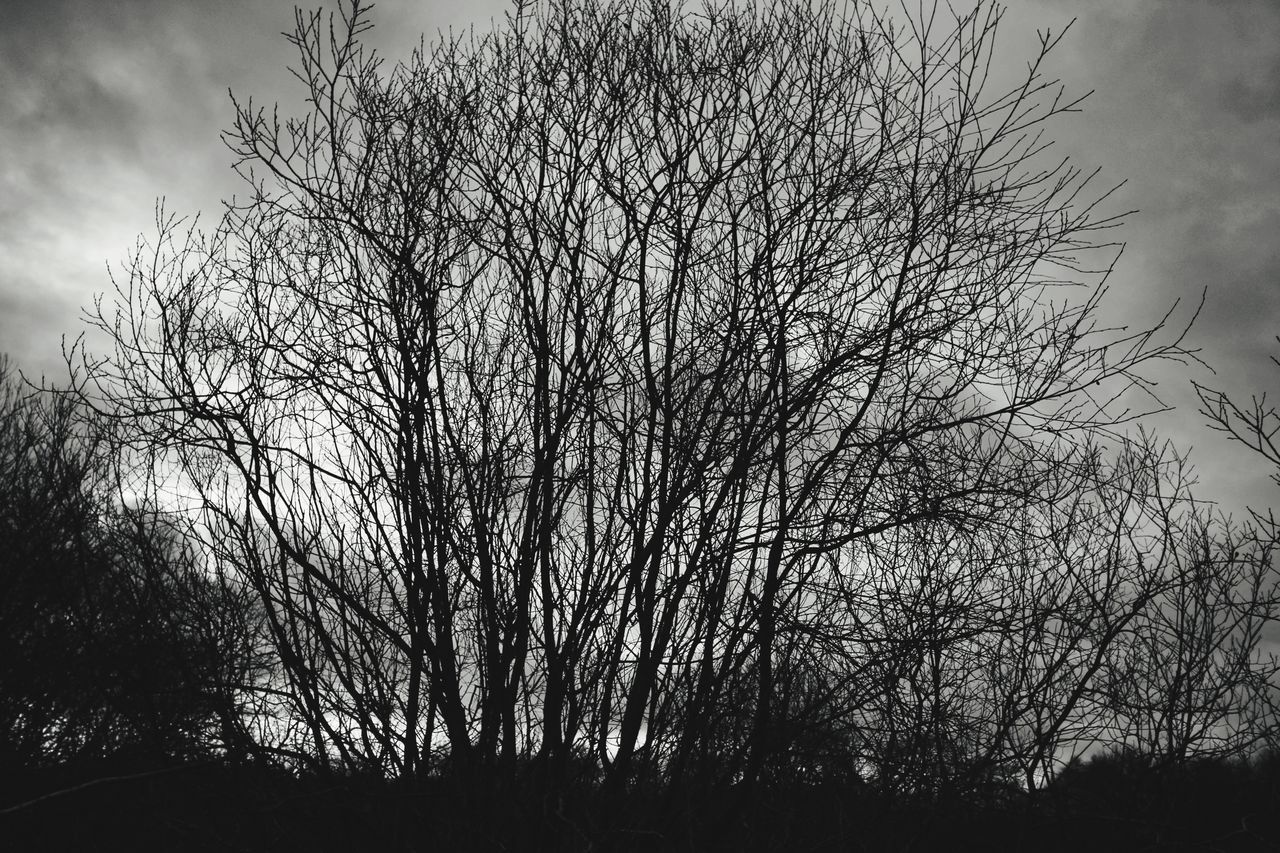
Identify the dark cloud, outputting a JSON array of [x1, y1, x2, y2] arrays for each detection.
[[1219, 51, 1280, 123], [956, 0, 1280, 509], [1100, 2, 1279, 354], [1086, 0, 1280, 509]]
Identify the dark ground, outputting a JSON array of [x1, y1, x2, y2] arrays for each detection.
[[4, 752, 1280, 852]]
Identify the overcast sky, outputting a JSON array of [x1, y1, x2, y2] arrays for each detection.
[[2, 0, 1277, 514]]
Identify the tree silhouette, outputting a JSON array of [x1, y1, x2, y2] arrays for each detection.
[[76, 0, 1260, 802]]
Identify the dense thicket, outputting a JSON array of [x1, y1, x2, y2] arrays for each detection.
[[31, 0, 1280, 824], [0, 358, 264, 769]]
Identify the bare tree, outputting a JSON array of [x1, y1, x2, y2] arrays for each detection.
[[77, 0, 1197, 791], [1196, 341, 1280, 493], [1103, 512, 1280, 765]]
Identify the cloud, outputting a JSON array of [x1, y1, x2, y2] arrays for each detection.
[[1102, 3, 1280, 349], [1006, 0, 1280, 509], [0, 280, 81, 381], [0, 0, 295, 377], [0, 0, 481, 381], [1219, 50, 1280, 123]]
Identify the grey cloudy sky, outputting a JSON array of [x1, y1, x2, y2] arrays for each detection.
[[1, 0, 1277, 514]]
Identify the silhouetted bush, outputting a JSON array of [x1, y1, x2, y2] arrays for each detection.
[[0, 357, 265, 769]]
